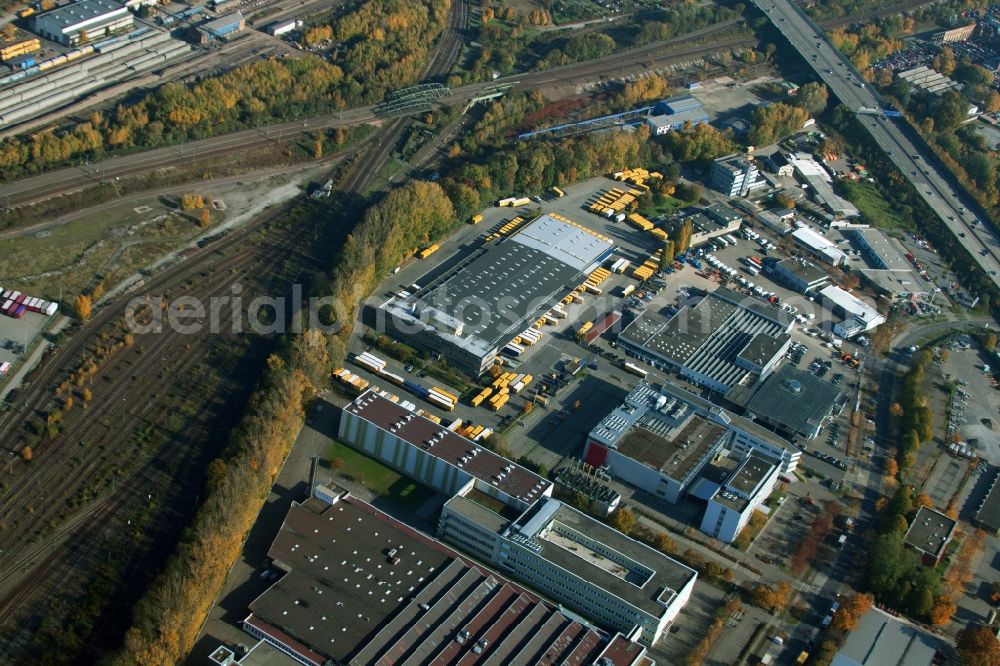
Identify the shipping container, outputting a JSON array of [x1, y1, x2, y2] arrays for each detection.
[[403, 379, 429, 398], [622, 284, 636, 297], [378, 370, 405, 386], [501, 342, 525, 357], [470, 214, 483, 224], [417, 244, 439, 259], [584, 310, 622, 344], [551, 186, 565, 198], [44, 301, 58, 316], [431, 386, 459, 404], [623, 362, 648, 378], [12, 305, 25, 318], [426, 393, 455, 412], [353, 355, 384, 374]]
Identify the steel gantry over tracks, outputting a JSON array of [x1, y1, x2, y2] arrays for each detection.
[[374, 83, 452, 118]]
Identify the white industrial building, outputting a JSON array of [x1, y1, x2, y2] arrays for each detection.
[[338, 390, 698, 645], [33, 0, 132, 46], [847, 227, 932, 300], [617, 287, 794, 395], [791, 224, 847, 266], [438, 493, 697, 644], [819, 285, 886, 337], [709, 154, 765, 197], [584, 382, 794, 544], [338, 391, 552, 511], [790, 153, 859, 218], [700, 453, 780, 543]]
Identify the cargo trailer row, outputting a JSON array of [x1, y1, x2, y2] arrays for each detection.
[[0, 289, 58, 318], [351, 351, 386, 374]]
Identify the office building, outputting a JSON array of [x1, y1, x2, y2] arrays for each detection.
[[709, 154, 765, 197], [700, 453, 780, 543], [338, 390, 553, 511], [228, 491, 655, 666], [585, 383, 729, 501], [766, 256, 830, 294], [818, 285, 886, 337], [378, 213, 613, 375], [617, 287, 793, 395], [586, 381, 799, 478], [438, 493, 697, 645], [33, 0, 132, 46], [903, 507, 957, 566], [744, 365, 843, 440]]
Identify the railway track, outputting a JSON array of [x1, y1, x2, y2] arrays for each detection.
[[0, 202, 327, 655]]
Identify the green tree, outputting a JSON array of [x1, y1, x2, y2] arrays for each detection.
[[660, 240, 676, 269], [796, 82, 829, 115]]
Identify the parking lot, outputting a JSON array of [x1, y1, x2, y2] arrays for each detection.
[[942, 343, 1000, 464], [0, 309, 50, 370]]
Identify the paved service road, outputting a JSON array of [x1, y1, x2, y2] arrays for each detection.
[[754, 0, 1000, 290]]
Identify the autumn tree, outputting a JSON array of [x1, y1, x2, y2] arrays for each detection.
[[74, 294, 93, 321], [927, 595, 955, 625], [21, 445, 33, 462], [830, 593, 872, 631], [749, 102, 809, 146], [610, 507, 636, 535], [674, 219, 693, 254], [955, 625, 1000, 666], [198, 209, 211, 229], [750, 581, 792, 612], [795, 82, 829, 115], [654, 532, 675, 554], [659, 240, 676, 269]]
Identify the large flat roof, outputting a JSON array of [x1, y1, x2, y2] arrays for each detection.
[[36, 0, 126, 28], [775, 257, 829, 285], [747, 365, 841, 435], [248, 496, 624, 665], [528, 499, 698, 616], [617, 414, 727, 480], [819, 285, 884, 325], [849, 227, 910, 270], [619, 287, 792, 392], [975, 468, 1000, 532], [903, 506, 957, 559], [713, 454, 776, 511], [345, 391, 552, 503], [404, 214, 611, 351], [832, 608, 939, 666]]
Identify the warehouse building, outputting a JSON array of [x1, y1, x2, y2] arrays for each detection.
[[617, 287, 793, 395], [197, 11, 245, 44], [338, 391, 552, 511], [700, 453, 780, 543], [33, 0, 132, 46], [438, 492, 697, 645], [974, 468, 1000, 535], [744, 365, 843, 440], [791, 225, 847, 266], [662, 208, 741, 248], [766, 256, 830, 294], [229, 491, 655, 666], [379, 214, 613, 375], [709, 154, 765, 197], [789, 153, 859, 218], [833, 608, 941, 666], [847, 227, 932, 300], [818, 285, 886, 337], [903, 507, 957, 566], [644, 95, 710, 135], [897, 65, 963, 96], [337, 390, 698, 647]]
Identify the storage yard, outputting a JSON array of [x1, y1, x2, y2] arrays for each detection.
[[0, 27, 193, 129], [341, 167, 906, 499], [0, 0, 333, 133]]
